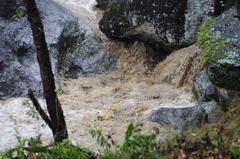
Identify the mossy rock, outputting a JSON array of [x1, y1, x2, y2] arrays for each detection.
[[197, 7, 240, 91]]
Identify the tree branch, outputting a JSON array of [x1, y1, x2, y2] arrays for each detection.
[[28, 89, 53, 129]]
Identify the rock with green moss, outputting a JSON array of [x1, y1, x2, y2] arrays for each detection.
[[198, 7, 240, 91]]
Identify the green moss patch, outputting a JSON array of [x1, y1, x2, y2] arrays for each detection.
[[197, 18, 228, 65]]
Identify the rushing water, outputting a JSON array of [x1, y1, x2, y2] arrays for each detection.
[[53, 0, 98, 29], [0, 0, 199, 151]]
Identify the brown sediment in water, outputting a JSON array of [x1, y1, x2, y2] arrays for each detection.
[[58, 43, 202, 148], [0, 0, 203, 151]]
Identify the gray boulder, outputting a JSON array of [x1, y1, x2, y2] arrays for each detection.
[[205, 8, 240, 91], [193, 7, 240, 106], [0, 0, 116, 99], [149, 101, 218, 130], [98, 0, 218, 52], [194, 69, 240, 107], [194, 70, 216, 102], [150, 106, 201, 130]]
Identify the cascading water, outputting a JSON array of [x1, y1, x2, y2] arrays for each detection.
[[0, 0, 201, 151]]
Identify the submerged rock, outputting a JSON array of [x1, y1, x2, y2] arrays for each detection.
[[98, 0, 216, 52], [0, 0, 116, 99]]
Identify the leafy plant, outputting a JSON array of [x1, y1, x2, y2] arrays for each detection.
[[0, 117, 27, 159], [12, 8, 24, 20], [36, 140, 91, 159], [22, 99, 47, 130], [89, 128, 114, 150], [229, 140, 240, 159], [55, 86, 63, 97], [0, 138, 92, 159], [23, 100, 40, 120], [91, 123, 162, 159]]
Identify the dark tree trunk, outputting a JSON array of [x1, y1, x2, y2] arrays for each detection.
[[236, 0, 240, 16], [23, 0, 68, 143]]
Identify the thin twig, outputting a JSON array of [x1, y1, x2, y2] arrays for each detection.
[[28, 89, 53, 129]]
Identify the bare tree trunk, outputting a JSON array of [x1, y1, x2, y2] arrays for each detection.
[[236, 0, 240, 16], [23, 0, 68, 143]]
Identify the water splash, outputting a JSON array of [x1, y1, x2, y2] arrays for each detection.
[[53, 0, 97, 27]]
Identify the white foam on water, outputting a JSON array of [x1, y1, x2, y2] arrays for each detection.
[[0, 98, 52, 151], [53, 0, 97, 23]]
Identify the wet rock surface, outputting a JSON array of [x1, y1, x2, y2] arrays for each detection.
[[0, 0, 116, 99], [149, 100, 218, 130], [207, 7, 240, 91], [150, 106, 200, 130], [98, 0, 215, 52], [194, 69, 240, 105], [194, 70, 216, 102]]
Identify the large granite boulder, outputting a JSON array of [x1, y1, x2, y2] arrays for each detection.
[[97, 0, 219, 52], [206, 8, 240, 91], [193, 7, 240, 107], [0, 0, 116, 99], [196, 7, 240, 94]]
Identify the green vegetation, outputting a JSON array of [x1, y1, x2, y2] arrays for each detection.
[[180, 98, 240, 158], [11, 8, 24, 20], [23, 100, 40, 120], [95, 123, 161, 159], [55, 86, 63, 97], [197, 18, 228, 65], [0, 138, 91, 159]]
